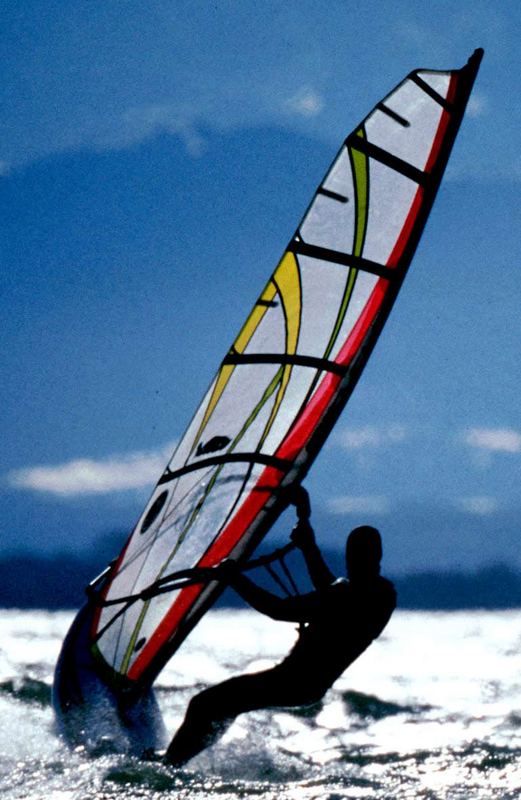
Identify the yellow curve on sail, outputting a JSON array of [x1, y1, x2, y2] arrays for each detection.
[[258, 251, 301, 443], [189, 278, 278, 453]]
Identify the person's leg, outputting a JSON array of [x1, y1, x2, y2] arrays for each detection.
[[164, 673, 257, 766], [164, 693, 230, 765], [164, 667, 300, 766]]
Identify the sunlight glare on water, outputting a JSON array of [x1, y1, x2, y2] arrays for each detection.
[[0, 608, 520, 799]]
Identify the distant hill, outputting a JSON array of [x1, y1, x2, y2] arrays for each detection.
[[1, 550, 520, 611], [393, 564, 521, 610]]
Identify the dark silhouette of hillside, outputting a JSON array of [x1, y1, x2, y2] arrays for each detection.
[[393, 563, 521, 610], [0, 549, 520, 611], [0, 554, 98, 610]]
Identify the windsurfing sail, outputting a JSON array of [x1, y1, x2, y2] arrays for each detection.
[[59, 50, 483, 700]]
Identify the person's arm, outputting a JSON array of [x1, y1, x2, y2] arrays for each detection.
[[291, 520, 336, 590], [216, 561, 321, 622], [288, 485, 336, 590]]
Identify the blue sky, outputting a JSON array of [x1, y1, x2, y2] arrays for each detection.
[[1, 1, 520, 575]]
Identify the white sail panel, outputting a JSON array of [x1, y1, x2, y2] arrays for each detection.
[[323, 146, 356, 198], [366, 80, 447, 171], [417, 70, 452, 97], [297, 259, 358, 356], [300, 149, 357, 252], [361, 164, 419, 266], [300, 191, 356, 253], [297, 256, 380, 361]]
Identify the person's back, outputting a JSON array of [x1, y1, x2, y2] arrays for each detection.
[[269, 572, 396, 701]]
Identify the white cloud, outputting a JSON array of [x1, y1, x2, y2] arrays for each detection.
[[463, 427, 521, 454], [8, 441, 176, 497], [336, 424, 408, 451], [327, 495, 390, 516], [465, 93, 488, 118], [284, 87, 324, 118], [445, 154, 521, 184], [457, 496, 498, 516], [120, 105, 207, 157]]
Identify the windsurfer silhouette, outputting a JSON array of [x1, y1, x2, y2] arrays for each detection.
[[164, 487, 396, 767]]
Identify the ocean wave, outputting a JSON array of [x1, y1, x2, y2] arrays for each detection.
[[0, 676, 51, 707], [341, 689, 432, 720]]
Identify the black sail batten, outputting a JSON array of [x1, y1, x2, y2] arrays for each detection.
[[158, 452, 292, 485], [409, 72, 455, 110], [345, 133, 429, 186], [316, 187, 349, 203], [288, 239, 396, 279], [223, 350, 349, 376], [376, 102, 411, 127]]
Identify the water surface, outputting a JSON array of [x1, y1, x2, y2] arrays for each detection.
[[1, 608, 520, 798]]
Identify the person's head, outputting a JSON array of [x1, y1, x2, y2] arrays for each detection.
[[345, 526, 382, 579]]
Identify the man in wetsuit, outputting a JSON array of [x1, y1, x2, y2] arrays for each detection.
[[164, 488, 396, 766]]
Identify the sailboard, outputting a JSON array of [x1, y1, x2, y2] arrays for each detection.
[[53, 49, 483, 751]]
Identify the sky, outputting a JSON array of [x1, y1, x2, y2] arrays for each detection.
[[1, 1, 520, 576]]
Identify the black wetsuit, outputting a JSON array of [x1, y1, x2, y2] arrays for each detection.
[[165, 568, 396, 765]]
